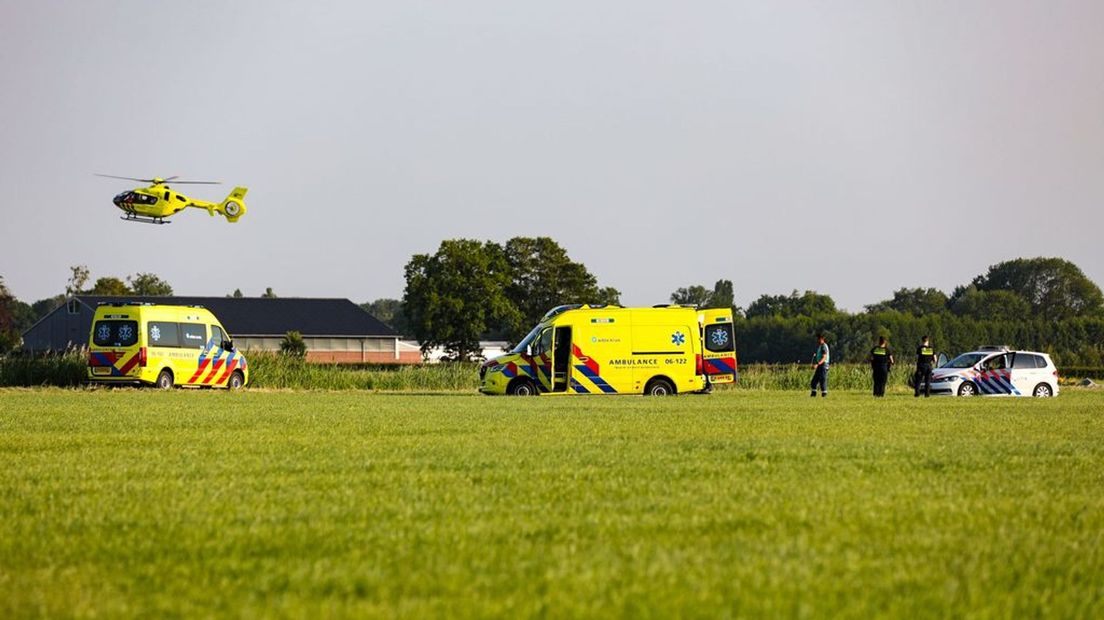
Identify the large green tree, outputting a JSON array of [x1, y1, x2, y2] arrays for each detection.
[[403, 239, 520, 361], [0, 276, 20, 351], [670, 285, 711, 307], [31, 295, 65, 320], [66, 265, 90, 297], [746, 290, 838, 319], [502, 237, 619, 340], [865, 287, 949, 316], [88, 277, 131, 296], [670, 279, 736, 310], [965, 257, 1103, 320], [948, 287, 1032, 321], [127, 272, 173, 296]]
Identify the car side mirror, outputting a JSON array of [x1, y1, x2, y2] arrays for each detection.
[[222, 340, 235, 351], [525, 344, 532, 356]]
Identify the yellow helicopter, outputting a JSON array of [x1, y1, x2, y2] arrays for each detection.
[[96, 174, 248, 225]]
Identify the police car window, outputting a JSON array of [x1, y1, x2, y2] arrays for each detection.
[[704, 324, 735, 353], [92, 320, 138, 347], [180, 324, 207, 349], [945, 353, 985, 368], [210, 325, 224, 345], [1013, 353, 1042, 369], [983, 355, 1009, 370], [147, 322, 181, 347]]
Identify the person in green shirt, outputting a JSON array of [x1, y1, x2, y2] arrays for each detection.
[[810, 333, 830, 397]]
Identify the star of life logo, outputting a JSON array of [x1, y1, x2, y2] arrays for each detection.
[[671, 331, 685, 346], [150, 325, 161, 342], [96, 325, 111, 341], [118, 324, 134, 341], [710, 329, 730, 348]]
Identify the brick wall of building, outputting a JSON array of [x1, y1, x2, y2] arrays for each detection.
[[305, 350, 422, 364]]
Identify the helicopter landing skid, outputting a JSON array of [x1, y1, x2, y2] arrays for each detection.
[[120, 214, 170, 225]]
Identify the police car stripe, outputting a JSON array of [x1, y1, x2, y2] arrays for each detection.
[[995, 371, 1021, 396], [981, 373, 1005, 394]]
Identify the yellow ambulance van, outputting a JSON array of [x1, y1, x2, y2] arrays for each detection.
[[479, 305, 738, 396], [87, 302, 248, 389]]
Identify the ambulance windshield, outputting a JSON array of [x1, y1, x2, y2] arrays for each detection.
[[511, 325, 542, 354]]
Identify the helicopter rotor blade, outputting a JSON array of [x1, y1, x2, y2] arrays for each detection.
[[95, 174, 221, 185], [95, 173, 155, 183]]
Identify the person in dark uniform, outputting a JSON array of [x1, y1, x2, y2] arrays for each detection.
[[810, 333, 830, 397], [914, 335, 937, 397], [868, 336, 894, 397]]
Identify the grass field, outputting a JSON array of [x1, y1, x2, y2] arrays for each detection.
[[1, 389, 1102, 618]]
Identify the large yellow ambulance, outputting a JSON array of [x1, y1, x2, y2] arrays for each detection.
[[87, 303, 248, 389], [479, 305, 738, 396]]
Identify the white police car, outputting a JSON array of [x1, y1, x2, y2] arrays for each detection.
[[930, 346, 1059, 397]]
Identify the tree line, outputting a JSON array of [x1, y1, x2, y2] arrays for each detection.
[[3, 248, 1102, 366], [361, 249, 1103, 365], [0, 265, 281, 352]]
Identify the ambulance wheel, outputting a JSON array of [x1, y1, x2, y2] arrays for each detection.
[[156, 369, 174, 390], [228, 371, 245, 390], [957, 381, 977, 397], [644, 377, 676, 396], [1032, 383, 1053, 398], [507, 378, 538, 396]]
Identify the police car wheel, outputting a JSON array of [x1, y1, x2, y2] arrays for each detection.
[[1032, 383, 1052, 398], [156, 370, 174, 390], [507, 379, 537, 396], [957, 382, 977, 397], [645, 378, 675, 396], [228, 371, 245, 390]]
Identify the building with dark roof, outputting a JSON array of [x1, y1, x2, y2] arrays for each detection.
[[21, 296, 420, 364]]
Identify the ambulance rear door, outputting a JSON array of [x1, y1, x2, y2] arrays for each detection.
[[699, 309, 738, 384]]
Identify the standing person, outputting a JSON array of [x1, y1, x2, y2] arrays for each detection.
[[914, 336, 937, 397], [810, 333, 830, 398], [869, 336, 894, 397]]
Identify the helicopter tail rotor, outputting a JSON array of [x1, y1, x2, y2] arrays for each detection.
[[217, 187, 249, 222]]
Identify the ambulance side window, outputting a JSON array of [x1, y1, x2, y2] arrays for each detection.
[[179, 324, 207, 349], [534, 328, 553, 356], [210, 325, 224, 345], [147, 322, 180, 347]]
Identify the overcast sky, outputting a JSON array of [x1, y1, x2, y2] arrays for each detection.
[[2, 1, 1101, 312]]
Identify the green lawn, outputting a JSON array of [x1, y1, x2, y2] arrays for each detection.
[[1, 389, 1102, 618]]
